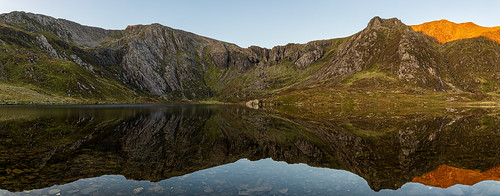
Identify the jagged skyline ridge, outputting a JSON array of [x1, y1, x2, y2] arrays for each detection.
[[0, 0, 499, 48], [411, 20, 500, 44]]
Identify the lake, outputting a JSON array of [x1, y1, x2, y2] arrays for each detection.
[[0, 104, 499, 195]]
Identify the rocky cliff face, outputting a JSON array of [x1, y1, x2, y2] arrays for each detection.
[[309, 17, 450, 91], [0, 11, 499, 102], [90, 21, 336, 100], [116, 24, 214, 97]]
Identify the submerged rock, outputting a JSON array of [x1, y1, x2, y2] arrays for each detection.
[[245, 99, 261, 109]]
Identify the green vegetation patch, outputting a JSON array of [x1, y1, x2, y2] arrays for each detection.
[[343, 65, 397, 87]]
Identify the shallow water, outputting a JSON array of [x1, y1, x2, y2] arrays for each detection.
[[0, 104, 498, 195]]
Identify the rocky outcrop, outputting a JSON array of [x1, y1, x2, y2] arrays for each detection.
[[35, 35, 64, 59], [269, 41, 328, 67], [245, 99, 261, 109], [393, 22, 452, 91], [321, 17, 408, 77], [0, 11, 120, 47]]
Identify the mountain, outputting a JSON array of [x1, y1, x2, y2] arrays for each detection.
[[411, 19, 500, 44], [0, 11, 499, 104]]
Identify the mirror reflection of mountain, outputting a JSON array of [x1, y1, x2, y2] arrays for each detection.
[[0, 105, 498, 192], [412, 164, 500, 188]]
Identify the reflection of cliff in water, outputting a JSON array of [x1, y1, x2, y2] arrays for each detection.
[[0, 105, 498, 192]]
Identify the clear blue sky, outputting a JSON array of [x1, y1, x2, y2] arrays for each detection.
[[0, 0, 499, 48]]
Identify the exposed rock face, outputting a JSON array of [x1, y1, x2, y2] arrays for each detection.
[[117, 24, 217, 97], [0, 11, 119, 47], [245, 99, 261, 109], [209, 42, 231, 68], [88, 22, 331, 98], [35, 35, 64, 59], [395, 25, 449, 90], [307, 17, 391, 86], [295, 48, 323, 67], [321, 18, 392, 77]]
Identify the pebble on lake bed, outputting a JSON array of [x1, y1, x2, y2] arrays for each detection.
[[133, 187, 144, 194], [48, 189, 60, 195]]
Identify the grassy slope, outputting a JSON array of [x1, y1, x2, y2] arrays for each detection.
[[440, 37, 500, 94], [0, 83, 71, 104], [0, 23, 150, 104]]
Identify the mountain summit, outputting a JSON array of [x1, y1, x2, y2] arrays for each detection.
[[411, 19, 500, 43], [0, 12, 499, 104]]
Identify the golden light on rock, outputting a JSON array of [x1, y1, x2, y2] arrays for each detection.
[[411, 20, 500, 44], [126, 25, 143, 29], [412, 165, 500, 188]]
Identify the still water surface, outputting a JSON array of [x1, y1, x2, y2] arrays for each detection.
[[0, 104, 498, 195]]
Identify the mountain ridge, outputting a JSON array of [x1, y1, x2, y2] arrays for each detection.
[[0, 11, 499, 104], [411, 19, 500, 44]]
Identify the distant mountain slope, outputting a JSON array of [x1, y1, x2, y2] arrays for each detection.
[[411, 19, 500, 44], [0, 11, 499, 104]]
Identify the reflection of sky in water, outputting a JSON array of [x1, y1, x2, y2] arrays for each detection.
[[2, 158, 499, 196]]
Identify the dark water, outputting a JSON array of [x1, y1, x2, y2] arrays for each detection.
[[0, 104, 499, 195]]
